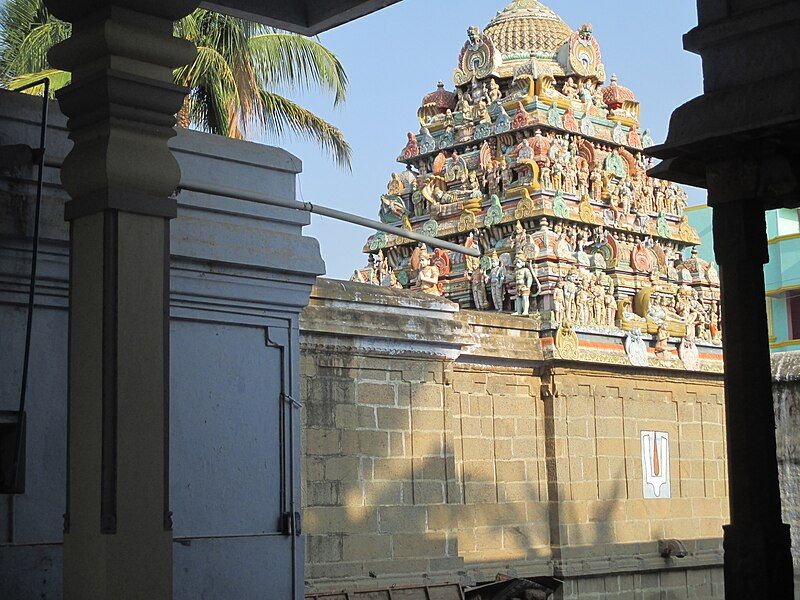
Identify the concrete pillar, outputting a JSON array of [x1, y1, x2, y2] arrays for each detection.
[[710, 168, 794, 598], [43, 1, 197, 597]]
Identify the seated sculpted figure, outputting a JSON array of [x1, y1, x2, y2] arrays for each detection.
[[414, 246, 441, 296], [379, 194, 408, 224]]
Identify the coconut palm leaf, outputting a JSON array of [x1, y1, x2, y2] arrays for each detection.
[[1, 1, 352, 167], [248, 32, 348, 106], [258, 90, 352, 169], [12, 18, 69, 74], [9, 66, 70, 95], [0, 0, 69, 86]]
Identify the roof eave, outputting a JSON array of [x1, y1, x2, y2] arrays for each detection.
[[199, 0, 402, 35]]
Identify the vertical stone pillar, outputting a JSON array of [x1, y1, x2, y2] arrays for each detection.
[[43, 2, 197, 598], [709, 161, 794, 599]]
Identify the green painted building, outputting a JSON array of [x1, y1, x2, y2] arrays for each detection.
[[687, 205, 800, 352]]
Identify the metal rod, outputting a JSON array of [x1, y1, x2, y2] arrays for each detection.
[[178, 180, 481, 257], [11, 77, 50, 493]]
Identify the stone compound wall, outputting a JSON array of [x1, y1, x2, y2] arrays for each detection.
[[773, 351, 800, 578], [301, 279, 728, 599]]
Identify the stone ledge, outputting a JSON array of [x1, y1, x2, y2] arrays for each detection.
[[311, 278, 459, 313]]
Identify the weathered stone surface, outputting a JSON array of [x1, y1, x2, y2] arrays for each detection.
[[301, 280, 728, 597], [773, 351, 800, 578]]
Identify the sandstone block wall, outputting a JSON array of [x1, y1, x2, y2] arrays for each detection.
[[300, 279, 728, 599]]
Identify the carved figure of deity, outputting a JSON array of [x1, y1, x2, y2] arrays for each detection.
[[484, 161, 501, 197], [530, 129, 549, 162], [469, 78, 484, 104], [710, 301, 721, 343], [576, 282, 592, 325], [675, 287, 692, 321], [589, 167, 603, 201], [541, 159, 553, 190], [511, 220, 528, 250], [674, 186, 688, 216], [665, 184, 678, 214], [411, 180, 426, 217], [456, 90, 473, 121], [562, 76, 579, 100], [654, 325, 670, 359], [487, 79, 502, 103], [563, 269, 580, 322], [654, 181, 666, 213], [518, 138, 534, 161], [459, 170, 484, 213], [643, 176, 655, 212], [444, 109, 455, 133], [553, 280, 566, 324], [477, 99, 491, 124], [590, 84, 604, 108], [605, 289, 617, 327], [679, 334, 701, 369], [513, 253, 534, 317], [564, 157, 578, 195], [414, 246, 441, 295], [633, 199, 649, 231], [372, 250, 387, 283], [591, 281, 605, 326], [547, 102, 563, 127], [500, 156, 514, 190], [488, 250, 506, 311], [688, 291, 710, 339], [471, 266, 490, 310], [381, 265, 402, 289], [379, 194, 408, 224], [577, 163, 589, 197], [446, 150, 468, 183], [466, 25, 483, 50], [580, 81, 594, 107], [552, 160, 564, 191], [612, 122, 626, 145], [568, 136, 579, 158], [463, 232, 481, 273], [620, 180, 633, 218]]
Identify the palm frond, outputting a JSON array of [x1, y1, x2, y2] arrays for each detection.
[[175, 44, 238, 91], [9, 67, 70, 95], [12, 18, 69, 75], [176, 45, 241, 137], [258, 90, 352, 169], [1, 3, 353, 168], [248, 33, 348, 106], [0, 0, 69, 87]]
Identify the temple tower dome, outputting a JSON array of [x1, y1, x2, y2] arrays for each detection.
[[484, 0, 573, 57]]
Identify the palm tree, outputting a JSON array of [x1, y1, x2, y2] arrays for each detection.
[[0, 0, 352, 167]]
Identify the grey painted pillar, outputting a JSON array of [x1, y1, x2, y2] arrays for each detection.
[[710, 162, 794, 599], [43, 2, 197, 597]]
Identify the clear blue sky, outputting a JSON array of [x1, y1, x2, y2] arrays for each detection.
[[259, 0, 706, 280]]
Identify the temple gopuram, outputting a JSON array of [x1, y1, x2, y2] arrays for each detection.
[[354, 0, 722, 371], [304, 4, 729, 598]]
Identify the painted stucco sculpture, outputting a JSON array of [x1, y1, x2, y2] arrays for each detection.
[[353, 0, 722, 369]]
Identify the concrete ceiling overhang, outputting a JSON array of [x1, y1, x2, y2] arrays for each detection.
[[45, 1, 402, 34], [199, 0, 402, 34]]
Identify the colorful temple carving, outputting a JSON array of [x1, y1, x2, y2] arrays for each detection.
[[353, 0, 722, 369]]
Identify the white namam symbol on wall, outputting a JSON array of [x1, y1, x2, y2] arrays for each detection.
[[641, 431, 670, 499]]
